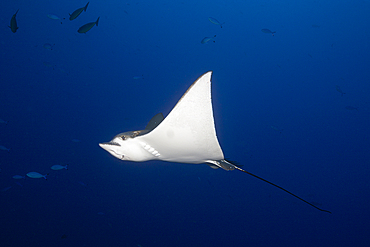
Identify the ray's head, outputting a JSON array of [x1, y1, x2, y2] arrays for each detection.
[[99, 134, 128, 160], [99, 131, 151, 162]]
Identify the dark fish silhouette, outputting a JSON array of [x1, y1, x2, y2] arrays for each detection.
[[77, 17, 100, 33], [69, 2, 89, 20], [335, 85, 346, 96], [261, 28, 276, 36], [201, 35, 216, 44], [208, 17, 225, 28], [9, 9, 19, 33]]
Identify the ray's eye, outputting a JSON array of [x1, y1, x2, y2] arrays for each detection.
[[120, 136, 125, 140]]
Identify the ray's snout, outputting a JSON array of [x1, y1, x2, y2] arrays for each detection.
[[98, 142, 117, 151], [99, 142, 125, 160]]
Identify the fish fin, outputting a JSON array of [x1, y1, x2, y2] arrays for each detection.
[[84, 2, 90, 11]]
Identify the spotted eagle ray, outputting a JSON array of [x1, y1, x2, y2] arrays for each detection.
[[99, 71, 331, 213]]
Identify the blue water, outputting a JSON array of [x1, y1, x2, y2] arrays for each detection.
[[1, 1, 370, 246]]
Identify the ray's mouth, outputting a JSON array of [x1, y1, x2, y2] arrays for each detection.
[[99, 142, 124, 159], [98, 142, 121, 154], [99, 142, 120, 147]]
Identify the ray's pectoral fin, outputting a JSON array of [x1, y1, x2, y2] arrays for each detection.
[[209, 159, 332, 213]]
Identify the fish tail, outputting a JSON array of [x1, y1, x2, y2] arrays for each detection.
[[84, 2, 89, 11], [96, 17, 100, 26]]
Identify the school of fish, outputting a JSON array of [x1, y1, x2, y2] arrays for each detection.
[[8, 2, 99, 34]]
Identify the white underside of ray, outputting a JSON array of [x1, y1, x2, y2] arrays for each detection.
[[136, 71, 224, 164]]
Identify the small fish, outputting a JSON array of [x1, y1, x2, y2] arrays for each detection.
[[9, 9, 19, 33], [335, 85, 346, 96], [345, 106, 358, 111], [201, 35, 216, 44], [15, 181, 23, 187], [43, 43, 54, 50], [77, 17, 100, 33], [208, 17, 225, 28], [47, 14, 65, 24], [1, 186, 12, 192], [26, 172, 48, 179], [47, 14, 61, 20], [58, 67, 68, 74], [78, 181, 87, 187], [51, 164, 68, 170], [0, 118, 8, 125], [261, 29, 276, 36], [12, 175, 26, 179], [0, 145, 10, 152], [43, 61, 54, 68], [69, 2, 89, 20], [271, 125, 283, 133]]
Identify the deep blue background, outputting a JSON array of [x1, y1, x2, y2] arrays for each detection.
[[1, 0, 370, 246]]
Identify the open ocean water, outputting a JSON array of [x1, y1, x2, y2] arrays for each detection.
[[1, 0, 370, 246]]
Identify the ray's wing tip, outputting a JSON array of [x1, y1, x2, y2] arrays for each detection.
[[199, 71, 213, 82]]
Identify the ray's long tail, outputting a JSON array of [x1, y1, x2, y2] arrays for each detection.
[[233, 165, 332, 213]]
